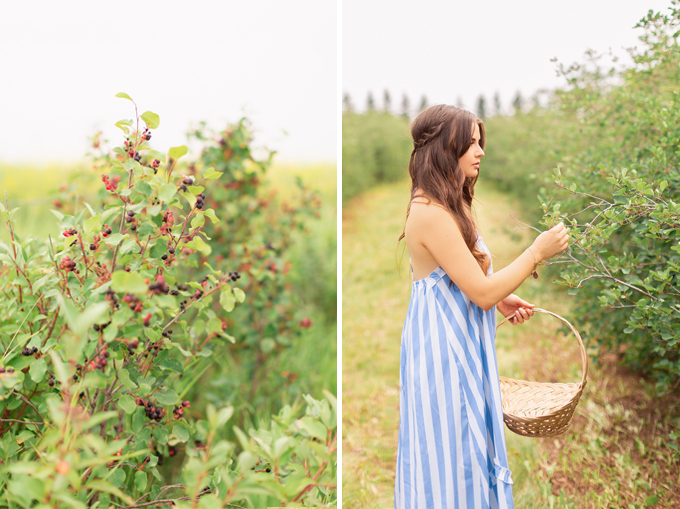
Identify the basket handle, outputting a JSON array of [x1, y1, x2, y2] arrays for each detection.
[[496, 307, 588, 386]]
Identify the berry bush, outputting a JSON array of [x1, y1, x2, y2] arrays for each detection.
[[483, 2, 680, 398], [0, 94, 336, 507]]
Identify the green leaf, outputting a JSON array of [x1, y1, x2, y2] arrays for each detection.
[[220, 288, 236, 312], [233, 287, 246, 303], [135, 470, 147, 492], [83, 215, 102, 235], [115, 92, 133, 101], [111, 271, 148, 294], [141, 111, 160, 129], [203, 209, 219, 223], [29, 358, 47, 383], [191, 213, 205, 228], [173, 423, 190, 442], [203, 167, 223, 179], [155, 388, 178, 406], [159, 184, 176, 203], [149, 239, 168, 259], [295, 416, 327, 441], [132, 407, 146, 433], [135, 180, 152, 197], [168, 145, 188, 161], [108, 467, 127, 488], [152, 425, 169, 445], [644, 496, 659, 505], [157, 358, 184, 374], [119, 395, 137, 414]]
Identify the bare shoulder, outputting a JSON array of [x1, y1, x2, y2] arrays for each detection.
[[407, 199, 461, 235]]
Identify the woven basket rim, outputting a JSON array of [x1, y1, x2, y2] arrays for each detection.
[[500, 377, 587, 420], [496, 307, 588, 385]]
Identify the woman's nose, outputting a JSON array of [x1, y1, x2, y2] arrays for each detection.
[[478, 147, 485, 157]]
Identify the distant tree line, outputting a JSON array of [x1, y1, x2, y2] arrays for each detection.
[[342, 89, 542, 119]]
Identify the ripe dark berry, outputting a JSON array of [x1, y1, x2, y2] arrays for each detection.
[[183, 177, 192, 185], [170, 290, 179, 296], [106, 228, 112, 235], [161, 254, 168, 260], [73, 375, 79, 381], [127, 210, 135, 217], [179, 185, 188, 192], [168, 248, 175, 255], [196, 202, 204, 210], [31, 347, 38, 354], [131, 225, 137, 231], [266, 467, 271, 473], [0, 367, 5, 374], [7, 368, 14, 373], [48, 379, 55, 387], [126, 216, 133, 223]]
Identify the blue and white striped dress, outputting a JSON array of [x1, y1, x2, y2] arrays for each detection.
[[395, 234, 514, 509]]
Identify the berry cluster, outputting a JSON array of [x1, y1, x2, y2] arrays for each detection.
[[143, 342, 161, 361], [102, 174, 118, 192], [101, 224, 113, 238], [123, 293, 143, 313], [47, 373, 58, 387], [228, 271, 241, 282], [22, 346, 38, 356], [160, 210, 174, 235], [298, 317, 313, 328], [88, 347, 109, 372], [126, 338, 140, 355], [62, 228, 78, 238], [137, 398, 166, 422], [89, 234, 101, 251], [105, 288, 120, 309], [172, 400, 191, 419], [149, 276, 170, 295], [92, 321, 111, 332], [160, 245, 177, 266], [195, 192, 206, 210], [0, 367, 15, 374], [142, 127, 152, 141], [125, 210, 138, 231], [148, 158, 160, 174], [59, 256, 77, 272], [179, 176, 193, 192]]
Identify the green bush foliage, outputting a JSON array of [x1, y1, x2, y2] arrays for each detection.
[[0, 94, 336, 507], [484, 2, 680, 396], [342, 111, 411, 202]]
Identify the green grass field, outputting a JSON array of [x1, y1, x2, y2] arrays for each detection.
[[342, 179, 680, 508]]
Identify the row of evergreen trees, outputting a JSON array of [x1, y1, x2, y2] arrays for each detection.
[[342, 90, 543, 119]]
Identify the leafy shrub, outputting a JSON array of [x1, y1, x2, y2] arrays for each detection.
[[342, 111, 411, 202], [485, 3, 680, 396], [0, 94, 336, 507]]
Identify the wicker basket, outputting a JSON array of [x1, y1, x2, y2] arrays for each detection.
[[496, 308, 588, 438]]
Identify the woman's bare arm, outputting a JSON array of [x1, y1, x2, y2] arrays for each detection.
[[411, 204, 567, 311]]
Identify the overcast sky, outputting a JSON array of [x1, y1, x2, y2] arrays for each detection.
[[343, 0, 672, 115], [0, 1, 336, 164]]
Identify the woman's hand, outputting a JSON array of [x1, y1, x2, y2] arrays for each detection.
[[531, 222, 570, 261], [497, 294, 535, 325]]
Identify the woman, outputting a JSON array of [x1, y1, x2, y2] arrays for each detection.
[[394, 104, 569, 509]]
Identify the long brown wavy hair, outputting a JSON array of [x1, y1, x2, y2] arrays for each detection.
[[398, 104, 490, 275]]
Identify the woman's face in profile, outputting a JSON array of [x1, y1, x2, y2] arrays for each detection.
[[459, 122, 484, 179]]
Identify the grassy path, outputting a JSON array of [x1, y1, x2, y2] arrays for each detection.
[[342, 179, 680, 508]]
